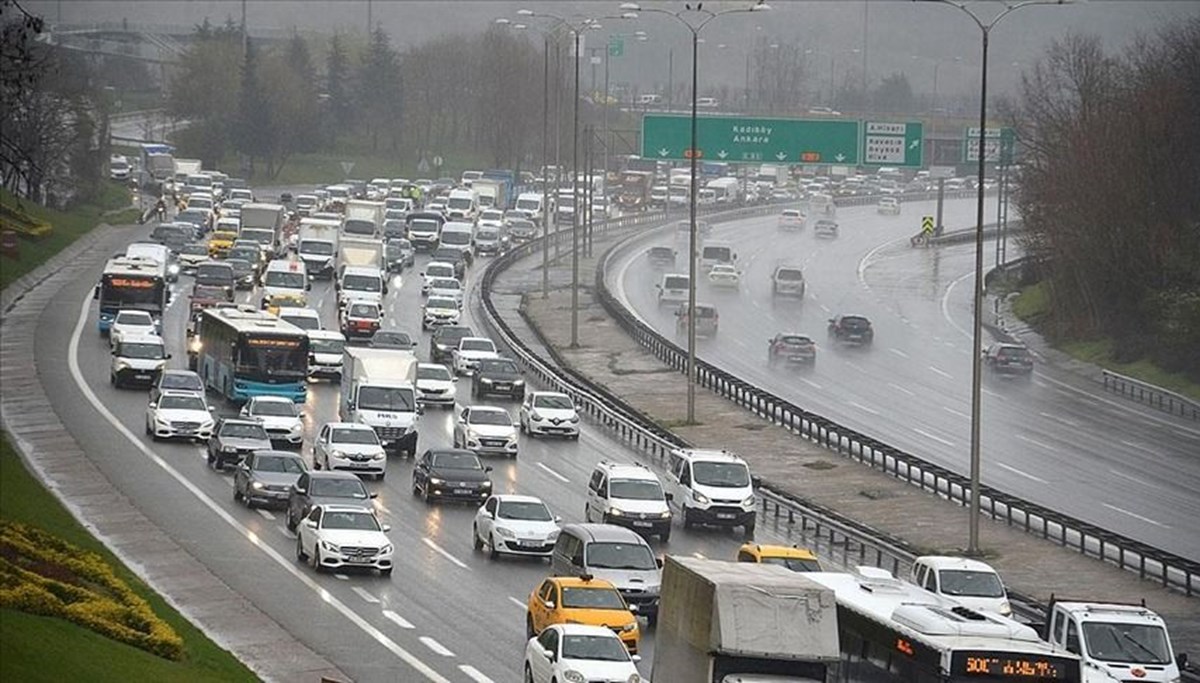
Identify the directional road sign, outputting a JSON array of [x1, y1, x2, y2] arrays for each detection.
[[608, 37, 624, 58], [863, 121, 923, 168], [339, 161, 355, 176], [641, 114, 860, 165], [964, 127, 1015, 164], [922, 215, 935, 234]]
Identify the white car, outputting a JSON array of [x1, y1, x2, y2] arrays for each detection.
[[473, 494, 560, 559], [707, 264, 741, 289], [277, 307, 322, 332], [778, 208, 805, 230], [421, 296, 462, 330], [145, 390, 216, 442], [452, 337, 499, 375], [426, 276, 463, 306], [453, 405, 519, 457], [109, 310, 159, 347], [240, 396, 304, 447], [524, 624, 642, 683], [313, 422, 388, 480], [295, 504, 394, 575], [415, 362, 457, 407], [519, 391, 581, 439], [420, 262, 458, 295], [478, 209, 505, 229]]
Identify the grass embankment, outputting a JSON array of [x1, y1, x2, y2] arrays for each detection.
[[1011, 282, 1200, 401], [0, 433, 256, 682], [0, 184, 142, 290], [219, 150, 494, 188]]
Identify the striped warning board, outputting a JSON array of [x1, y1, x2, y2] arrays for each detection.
[[922, 215, 935, 234]]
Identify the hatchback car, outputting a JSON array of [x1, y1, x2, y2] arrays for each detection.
[[675, 303, 719, 338], [239, 396, 304, 447], [421, 295, 462, 330], [707, 263, 741, 289], [313, 422, 387, 479], [207, 418, 273, 471], [813, 218, 839, 238], [340, 301, 384, 339], [735, 543, 824, 572], [471, 358, 525, 399], [524, 624, 642, 683], [368, 330, 416, 350], [233, 450, 308, 508], [767, 333, 817, 366], [828, 314, 874, 346], [149, 369, 204, 404], [519, 391, 581, 439], [983, 342, 1035, 377], [420, 262, 458, 295], [646, 245, 677, 268], [473, 494, 560, 559], [430, 325, 474, 364], [411, 448, 494, 503], [452, 337, 499, 375], [414, 362, 457, 407], [109, 310, 159, 347], [454, 406, 519, 457]]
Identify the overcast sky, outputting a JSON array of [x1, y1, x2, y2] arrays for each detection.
[[26, 1, 1200, 101]]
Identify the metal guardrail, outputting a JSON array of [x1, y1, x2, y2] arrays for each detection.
[[1102, 370, 1200, 422], [588, 198, 1200, 598]]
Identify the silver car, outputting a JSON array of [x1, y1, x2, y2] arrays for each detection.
[[233, 450, 308, 508]]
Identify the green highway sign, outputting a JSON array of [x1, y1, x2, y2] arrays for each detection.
[[964, 127, 1015, 164], [608, 37, 623, 58], [641, 114, 860, 165], [863, 121, 923, 168]]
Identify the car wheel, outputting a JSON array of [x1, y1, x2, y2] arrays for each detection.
[[296, 536, 308, 562], [660, 527, 671, 543], [473, 524, 484, 551], [525, 614, 536, 639], [519, 419, 527, 434], [524, 664, 534, 683], [682, 505, 694, 529], [380, 567, 393, 577], [421, 484, 432, 504], [744, 521, 756, 538], [233, 485, 243, 503], [489, 534, 500, 560], [648, 612, 658, 628], [310, 546, 322, 572], [377, 471, 386, 481], [286, 511, 298, 532]]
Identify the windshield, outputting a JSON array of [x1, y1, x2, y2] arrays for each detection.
[[230, 248, 259, 262], [447, 197, 472, 210], [180, 244, 209, 256], [669, 186, 689, 198], [310, 337, 345, 355], [343, 274, 381, 292], [692, 461, 750, 488], [427, 265, 454, 278], [533, 394, 573, 410], [586, 542, 657, 570], [159, 395, 206, 411], [161, 374, 202, 391], [235, 335, 308, 381], [560, 587, 626, 610], [427, 297, 458, 310], [356, 386, 415, 412], [264, 270, 305, 289], [299, 241, 334, 256], [410, 219, 439, 233], [250, 400, 297, 417], [254, 455, 305, 474], [608, 479, 664, 501], [762, 556, 823, 573], [430, 278, 460, 291], [280, 314, 320, 331], [468, 410, 511, 426], [372, 333, 412, 347], [343, 219, 376, 236], [310, 477, 368, 499], [331, 428, 380, 445], [703, 246, 732, 261], [440, 231, 470, 246], [776, 269, 804, 281], [497, 500, 552, 521], [561, 635, 630, 662], [939, 570, 1005, 598], [117, 342, 166, 359], [228, 259, 252, 275], [1081, 622, 1172, 665], [321, 510, 381, 531], [196, 264, 234, 286], [462, 339, 495, 353], [417, 365, 452, 381], [477, 229, 499, 240], [516, 199, 539, 211], [348, 304, 379, 318], [432, 452, 482, 470], [481, 211, 503, 221], [478, 360, 517, 375], [116, 311, 153, 326], [220, 422, 268, 439], [664, 277, 689, 289]]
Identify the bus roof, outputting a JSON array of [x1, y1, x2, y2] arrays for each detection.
[[103, 255, 167, 278], [201, 307, 306, 336]]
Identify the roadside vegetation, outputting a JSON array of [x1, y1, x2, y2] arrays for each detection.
[[0, 432, 256, 682]]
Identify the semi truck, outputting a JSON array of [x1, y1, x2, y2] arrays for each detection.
[[1042, 599, 1184, 683], [616, 171, 654, 211], [296, 219, 341, 279], [651, 556, 840, 683], [238, 203, 287, 259], [339, 347, 421, 456]]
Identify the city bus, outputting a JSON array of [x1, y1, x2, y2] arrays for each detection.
[[94, 255, 169, 334], [193, 307, 309, 402], [805, 567, 1082, 683]]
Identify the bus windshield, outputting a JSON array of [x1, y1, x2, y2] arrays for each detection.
[[235, 335, 308, 381], [100, 275, 165, 313]]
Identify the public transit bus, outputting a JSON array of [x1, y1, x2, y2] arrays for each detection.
[[193, 307, 309, 402], [805, 568, 1082, 683], [95, 255, 169, 333]]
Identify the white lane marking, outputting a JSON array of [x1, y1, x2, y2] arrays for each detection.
[[536, 462, 570, 483], [1102, 503, 1170, 529], [942, 406, 970, 419], [351, 587, 380, 604], [888, 382, 916, 397], [278, 526, 297, 539], [1109, 469, 1159, 491], [382, 609, 415, 629], [819, 303, 831, 313], [420, 636, 455, 657], [1119, 439, 1160, 457], [1039, 411, 1080, 428], [66, 295, 451, 683], [334, 573, 349, 581], [912, 427, 955, 447], [800, 377, 823, 390], [996, 462, 1048, 484], [928, 365, 954, 380], [941, 269, 976, 341], [256, 509, 275, 520], [1033, 370, 1200, 439], [845, 361, 868, 374], [421, 537, 469, 569], [848, 401, 880, 416], [459, 665, 496, 683], [1014, 433, 1054, 451], [692, 551, 706, 559], [508, 596, 527, 611], [888, 348, 910, 359], [981, 387, 1006, 400]]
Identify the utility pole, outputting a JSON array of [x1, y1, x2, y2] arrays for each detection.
[[366, 0, 373, 35]]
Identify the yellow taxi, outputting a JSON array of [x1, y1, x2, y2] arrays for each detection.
[[207, 230, 239, 258], [735, 543, 824, 572], [526, 576, 640, 654], [264, 292, 307, 317]]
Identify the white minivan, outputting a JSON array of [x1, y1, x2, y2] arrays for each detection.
[[438, 221, 475, 257], [665, 449, 756, 535], [910, 556, 1012, 616], [261, 259, 310, 307], [656, 273, 690, 306]]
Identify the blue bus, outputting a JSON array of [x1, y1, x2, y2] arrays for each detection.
[[194, 307, 309, 402], [95, 255, 169, 333]]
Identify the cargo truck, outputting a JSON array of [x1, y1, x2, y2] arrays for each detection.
[[651, 556, 840, 683], [1042, 599, 1185, 683], [238, 203, 287, 259], [339, 347, 421, 456], [616, 171, 654, 211], [296, 219, 341, 279], [337, 236, 383, 272], [343, 199, 384, 239], [473, 179, 511, 211]]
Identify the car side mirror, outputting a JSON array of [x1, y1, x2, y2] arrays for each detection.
[[164, 353, 172, 359], [483, 510, 494, 519], [294, 486, 306, 494], [208, 406, 217, 412], [304, 519, 317, 528], [628, 603, 639, 613], [656, 558, 664, 569], [382, 524, 391, 533], [631, 654, 642, 663], [484, 466, 493, 473], [554, 516, 562, 524], [305, 283, 312, 291], [664, 492, 673, 502], [93, 285, 100, 300], [369, 492, 378, 499], [542, 600, 554, 610], [1176, 653, 1188, 670]]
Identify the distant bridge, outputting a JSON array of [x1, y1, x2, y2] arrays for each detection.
[[39, 21, 293, 64]]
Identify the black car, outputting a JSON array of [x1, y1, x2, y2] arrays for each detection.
[[206, 417, 273, 471], [430, 325, 475, 363], [227, 258, 257, 290], [370, 330, 417, 350], [149, 369, 205, 404], [431, 246, 471, 279], [285, 471, 376, 530], [472, 358, 525, 399], [827, 314, 874, 346], [384, 238, 415, 273], [646, 246, 677, 268], [228, 245, 265, 278], [983, 342, 1035, 377], [412, 448, 494, 504]]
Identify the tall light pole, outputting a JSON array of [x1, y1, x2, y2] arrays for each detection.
[[518, 9, 636, 349], [622, 1, 771, 425], [918, 0, 1074, 555]]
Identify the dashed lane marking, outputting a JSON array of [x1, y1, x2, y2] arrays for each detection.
[[256, 509, 275, 520], [888, 382, 916, 397], [800, 378, 823, 390], [382, 609, 415, 629], [928, 365, 953, 380], [277, 526, 296, 539], [1039, 411, 1080, 428], [459, 665, 496, 683], [912, 427, 955, 447], [508, 596, 527, 611], [1109, 468, 1160, 491], [536, 462, 570, 483], [352, 587, 380, 604], [334, 574, 349, 581], [1102, 503, 1170, 529], [848, 401, 880, 416], [888, 348, 910, 359], [1014, 434, 1054, 451], [421, 537, 469, 569], [420, 636, 455, 657], [942, 406, 970, 420], [996, 462, 1048, 484]]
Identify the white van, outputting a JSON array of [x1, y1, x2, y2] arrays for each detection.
[[336, 265, 386, 309], [445, 189, 478, 221], [910, 556, 1011, 616], [656, 273, 690, 306], [261, 259, 310, 307], [666, 449, 756, 535], [584, 461, 672, 541], [438, 221, 475, 256], [513, 193, 545, 222], [699, 241, 736, 272], [125, 242, 179, 282]]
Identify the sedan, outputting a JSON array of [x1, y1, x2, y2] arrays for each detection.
[[109, 310, 159, 347], [519, 391, 581, 439], [412, 448, 494, 504], [239, 396, 304, 447], [471, 357, 525, 399], [453, 406, 519, 458], [421, 296, 461, 330], [426, 276, 463, 306], [707, 264, 741, 289], [368, 330, 417, 350], [313, 422, 387, 480], [415, 362, 457, 407], [149, 369, 204, 405], [233, 450, 308, 508], [295, 504, 393, 575], [207, 418, 272, 471], [146, 390, 216, 442], [524, 624, 642, 683], [286, 471, 375, 531], [473, 494, 560, 560]]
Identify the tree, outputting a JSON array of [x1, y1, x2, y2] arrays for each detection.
[[234, 40, 275, 177], [355, 26, 401, 152], [873, 72, 914, 113], [324, 33, 353, 141], [166, 21, 241, 166], [257, 34, 321, 177]]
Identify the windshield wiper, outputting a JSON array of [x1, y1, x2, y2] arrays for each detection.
[[1115, 627, 1164, 662]]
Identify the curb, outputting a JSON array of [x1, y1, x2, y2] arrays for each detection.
[[0, 225, 348, 682]]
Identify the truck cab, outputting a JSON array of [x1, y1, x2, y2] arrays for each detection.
[[1045, 600, 1182, 683]]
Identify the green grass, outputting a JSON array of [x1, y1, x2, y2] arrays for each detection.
[[1011, 282, 1200, 401], [0, 433, 257, 682], [217, 149, 494, 188], [0, 184, 140, 291]]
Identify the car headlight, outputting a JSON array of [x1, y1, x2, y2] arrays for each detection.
[[155, 360, 168, 370], [479, 377, 493, 384], [495, 527, 515, 538], [563, 671, 586, 683], [529, 410, 542, 421], [330, 450, 346, 459], [481, 480, 492, 489], [569, 415, 580, 423], [742, 494, 756, 507], [513, 379, 524, 386], [999, 600, 1012, 616], [200, 420, 214, 431], [621, 622, 637, 632], [221, 445, 238, 453], [628, 674, 642, 683], [320, 540, 340, 552], [608, 508, 624, 517], [372, 452, 385, 460], [429, 477, 445, 486], [693, 491, 710, 505], [659, 511, 671, 519], [251, 481, 264, 490], [381, 544, 394, 555], [115, 361, 130, 371]]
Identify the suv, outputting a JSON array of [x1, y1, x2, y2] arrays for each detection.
[[656, 273, 690, 307], [472, 358, 525, 399], [983, 342, 1034, 377], [877, 196, 901, 215], [584, 461, 672, 541], [666, 449, 756, 535], [550, 523, 663, 624], [911, 555, 1011, 616], [771, 265, 807, 298], [430, 325, 474, 364], [828, 314, 874, 346], [767, 333, 817, 366], [675, 303, 719, 339], [813, 218, 839, 238]]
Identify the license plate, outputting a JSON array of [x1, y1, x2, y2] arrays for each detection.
[[632, 521, 652, 528], [350, 462, 369, 468], [716, 513, 736, 520], [453, 488, 470, 495], [135, 374, 152, 380], [346, 557, 372, 564], [178, 429, 195, 435], [518, 541, 541, 548]]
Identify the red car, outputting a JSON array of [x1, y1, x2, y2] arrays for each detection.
[[340, 301, 383, 339]]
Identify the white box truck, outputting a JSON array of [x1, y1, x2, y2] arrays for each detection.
[[297, 218, 341, 279], [239, 202, 287, 258], [337, 237, 383, 272], [339, 347, 421, 456], [1043, 599, 1184, 683], [652, 556, 840, 683], [343, 199, 385, 238]]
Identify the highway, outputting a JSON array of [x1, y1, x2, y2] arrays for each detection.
[[609, 197, 1200, 562], [37, 217, 855, 682]]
